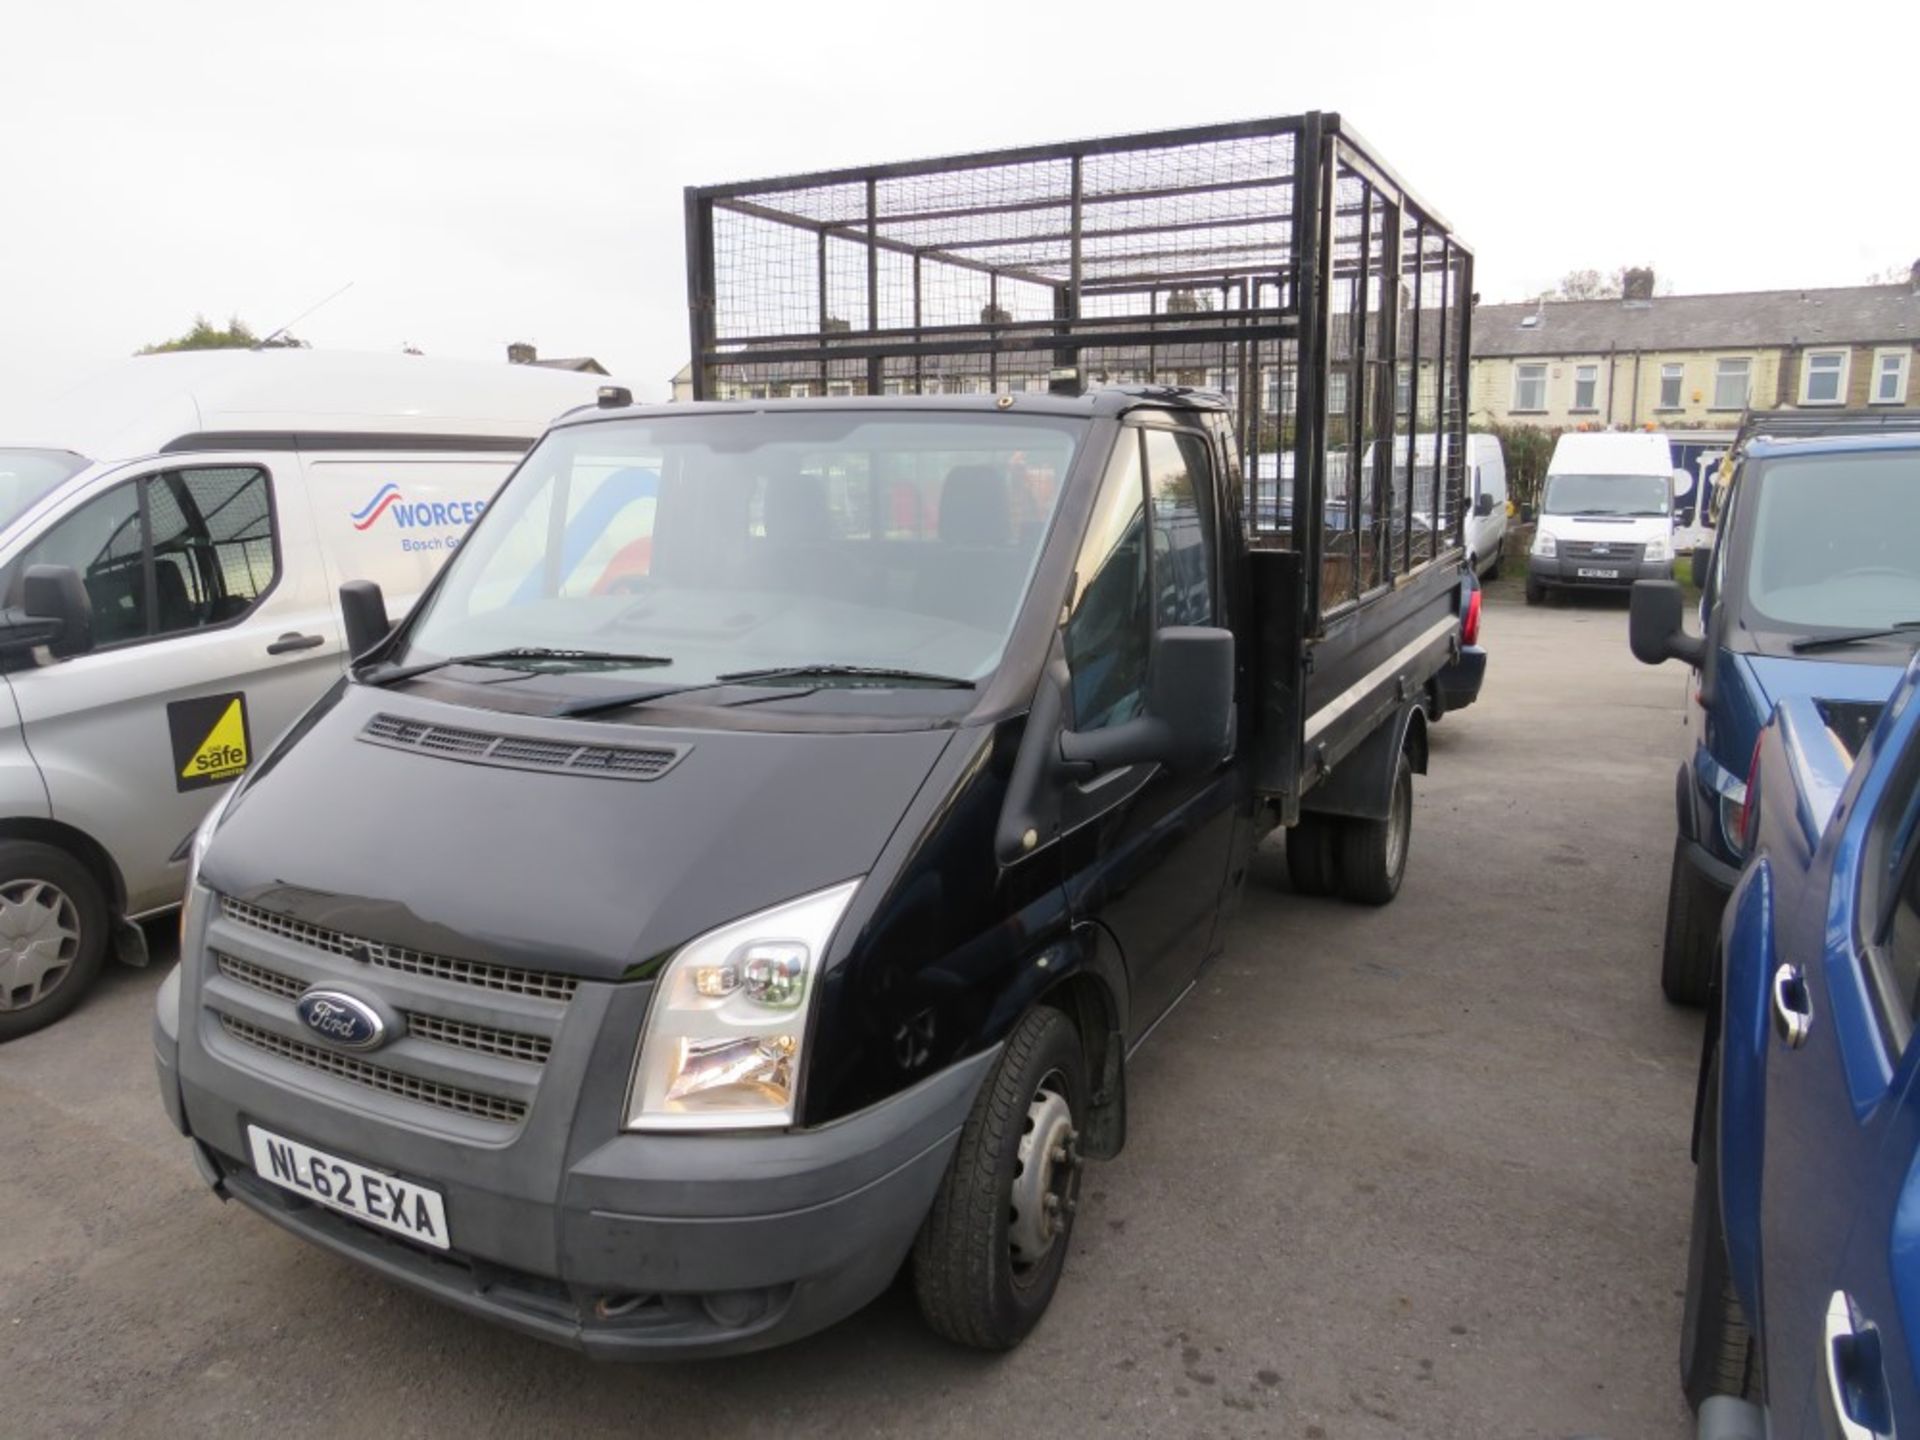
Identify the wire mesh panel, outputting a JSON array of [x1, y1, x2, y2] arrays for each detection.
[[687, 113, 1472, 624]]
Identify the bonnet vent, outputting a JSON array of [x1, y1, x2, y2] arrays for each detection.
[[360, 713, 686, 781]]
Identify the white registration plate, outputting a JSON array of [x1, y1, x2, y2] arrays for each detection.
[[1576, 567, 1620, 579], [248, 1125, 450, 1250]]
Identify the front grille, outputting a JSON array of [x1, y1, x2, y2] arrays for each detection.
[[360, 713, 685, 782], [1561, 539, 1645, 563], [215, 952, 553, 1065], [219, 1015, 528, 1125], [221, 898, 578, 1003]]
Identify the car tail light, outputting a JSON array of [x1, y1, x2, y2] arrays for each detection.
[[1462, 587, 1482, 646], [1721, 738, 1763, 859]]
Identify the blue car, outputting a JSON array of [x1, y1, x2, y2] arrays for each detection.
[[1682, 650, 1920, 1438], [1631, 431, 1920, 1005]]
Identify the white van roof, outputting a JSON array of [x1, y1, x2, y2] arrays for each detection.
[[1546, 430, 1672, 477], [0, 350, 621, 463]]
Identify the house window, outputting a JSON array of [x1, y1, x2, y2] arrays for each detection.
[[1395, 364, 1412, 415], [1872, 349, 1910, 405], [1659, 363, 1684, 409], [1572, 364, 1598, 411], [1800, 349, 1849, 406], [788, 382, 812, 398], [1712, 358, 1750, 411], [826, 380, 856, 397], [1511, 363, 1546, 412], [1328, 370, 1349, 416]]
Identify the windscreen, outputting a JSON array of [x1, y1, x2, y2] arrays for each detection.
[[1542, 472, 1670, 517], [402, 410, 1082, 689], [1744, 450, 1920, 632], [0, 450, 90, 533]]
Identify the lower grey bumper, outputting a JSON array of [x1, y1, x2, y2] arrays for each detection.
[[172, 1038, 997, 1359], [1528, 555, 1673, 589], [1433, 645, 1487, 714]]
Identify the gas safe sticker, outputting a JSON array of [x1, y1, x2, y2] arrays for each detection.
[[168, 692, 252, 792]]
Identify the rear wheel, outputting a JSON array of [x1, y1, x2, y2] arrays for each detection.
[[1483, 543, 1501, 581], [1680, 1049, 1762, 1410], [1525, 576, 1546, 605], [1337, 751, 1413, 906], [0, 841, 109, 1042], [913, 1006, 1088, 1350], [1285, 813, 1341, 896], [1661, 836, 1719, 1007]]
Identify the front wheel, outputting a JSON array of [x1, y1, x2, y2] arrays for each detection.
[[0, 841, 109, 1042], [1525, 575, 1546, 605], [913, 1006, 1088, 1350], [1337, 751, 1413, 906]]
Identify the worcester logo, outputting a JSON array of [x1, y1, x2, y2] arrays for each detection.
[[350, 483, 487, 554], [295, 989, 388, 1051]]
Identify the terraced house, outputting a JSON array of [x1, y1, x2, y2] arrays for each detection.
[[1470, 264, 1920, 432]]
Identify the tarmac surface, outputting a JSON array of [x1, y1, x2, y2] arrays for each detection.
[[0, 589, 1702, 1439]]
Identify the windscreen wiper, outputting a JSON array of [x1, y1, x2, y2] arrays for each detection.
[[359, 647, 674, 686], [1790, 621, 1920, 654], [555, 663, 975, 718]]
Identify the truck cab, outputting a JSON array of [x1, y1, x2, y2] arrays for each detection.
[[1631, 430, 1920, 1005]]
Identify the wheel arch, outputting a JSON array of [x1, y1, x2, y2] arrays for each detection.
[[1034, 924, 1129, 1161], [0, 817, 127, 915]]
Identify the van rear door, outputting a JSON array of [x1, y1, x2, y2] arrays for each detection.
[[2, 452, 341, 911]]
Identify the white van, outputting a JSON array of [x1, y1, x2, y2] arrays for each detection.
[[1526, 430, 1675, 604], [0, 350, 619, 1037], [1465, 433, 1509, 579]]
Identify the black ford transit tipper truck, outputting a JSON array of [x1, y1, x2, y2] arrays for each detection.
[[154, 113, 1479, 1356]]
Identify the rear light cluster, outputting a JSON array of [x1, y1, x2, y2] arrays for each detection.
[[1462, 587, 1482, 647], [1721, 739, 1763, 859]]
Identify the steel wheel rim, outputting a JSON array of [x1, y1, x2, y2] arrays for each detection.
[[1008, 1067, 1079, 1282], [0, 879, 81, 1012], [1386, 768, 1410, 879]]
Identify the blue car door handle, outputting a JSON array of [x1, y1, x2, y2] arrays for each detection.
[[1825, 1290, 1894, 1439], [1772, 963, 1812, 1049]]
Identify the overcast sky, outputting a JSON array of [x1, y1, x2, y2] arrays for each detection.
[[5, 0, 1916, 404]]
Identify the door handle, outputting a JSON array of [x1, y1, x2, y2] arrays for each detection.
[[1825, 1290, 1894, 1440], [1771, 963, 1812, 1049], [266, 632, 326, 656]]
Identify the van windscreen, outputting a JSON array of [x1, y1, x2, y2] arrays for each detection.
[[399, 411, 1084, 693], [0, 449, 90, 534], [1541, 473, 1669, 517]]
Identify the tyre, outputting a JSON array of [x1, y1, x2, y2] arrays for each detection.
[[1482, 543, 1501, 581], [1336, 751, 1413, 906], [1661, 836, 1719, 1007], [913, 1006, 1088, 1350], [1285, 813, 1340, 896], [1680, 1049, 1762, 1411], [1525, 575, 1546, 605], [0, 840, 109, 1043]]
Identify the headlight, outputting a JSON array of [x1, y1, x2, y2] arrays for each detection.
[[625, 879, 860, 1131], [179, 785, 238, 948], [1532, 531, 1557, 558], [1645, 537, 1671, 563]]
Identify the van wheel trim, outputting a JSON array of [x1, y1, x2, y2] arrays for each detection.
[[1008, 1074, 1079, 1276], [0, 880, 82, 1010]]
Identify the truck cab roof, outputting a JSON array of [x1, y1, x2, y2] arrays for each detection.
[[1746, 431, 1920, 462], [556, 386, 1233, 432]]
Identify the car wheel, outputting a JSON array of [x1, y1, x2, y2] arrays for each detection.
[[1285, 813, 1341, 896], [1680, 1047, 1762, 1410], [1525, 576, 1546, 605], [0, 841, 109, 1043], [1661, 836, 1718, 1007], [1337, 751, 1413, 906], [1483, 544, 1501, 581], [913, 1005, 1088, 1350]]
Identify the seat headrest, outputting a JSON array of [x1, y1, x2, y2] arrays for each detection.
[[939, 465, 1012, 547]]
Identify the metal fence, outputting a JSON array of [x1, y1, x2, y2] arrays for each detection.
[[685, 112, 1472, 619]]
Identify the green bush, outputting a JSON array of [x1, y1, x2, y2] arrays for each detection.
[[1481, 421, 1561, 512]]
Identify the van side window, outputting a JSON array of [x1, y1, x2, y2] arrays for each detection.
[[1145, 429, 1217, 628], [16, 466, 278, 647], [1066, 433, 1150, 731]]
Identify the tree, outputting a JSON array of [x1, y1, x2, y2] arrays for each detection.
[[1165, 288, 1212, 314], [137, 314, 307, 354], [1548, 269, 1621, 301], [1866, 263, 1915, 284]]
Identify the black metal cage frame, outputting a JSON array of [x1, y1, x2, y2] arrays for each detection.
[[685, 112, 1474, 621]]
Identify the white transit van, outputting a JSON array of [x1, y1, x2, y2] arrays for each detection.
[[1465, 433, 1509, 579], [1525, 430, 1675, 604], [0, 350, 618, 1037]]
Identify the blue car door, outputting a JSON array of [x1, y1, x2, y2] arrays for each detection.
[[1761, 682, 1920, 1436]]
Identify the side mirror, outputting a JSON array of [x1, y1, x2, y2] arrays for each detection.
[[1473, 492, 1494, 518], [0, 564, 93, 660], [1060, 627, 1234, 776], [1688, 546, 1711, 592], [1629, 580, 1706, 668], [339, 580, 392, 659]]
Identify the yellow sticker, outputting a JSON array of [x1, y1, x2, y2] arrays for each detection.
[[169, 693, 252, 792]]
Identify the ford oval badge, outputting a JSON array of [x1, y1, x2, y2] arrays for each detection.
[[295, 989, 387, 1050]]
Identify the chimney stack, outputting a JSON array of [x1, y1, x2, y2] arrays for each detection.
[[1910, 258, 1920, 295], [507, 342, 536, 365], [1622, 267, 1655, 302]]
